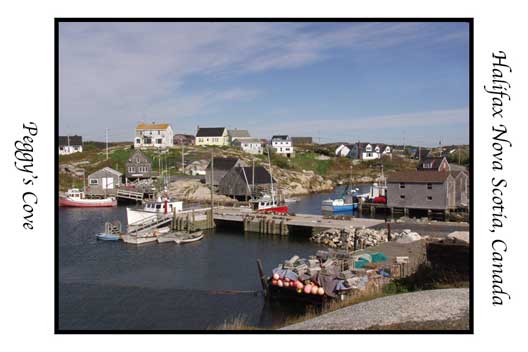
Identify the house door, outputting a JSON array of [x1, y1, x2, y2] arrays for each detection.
[[102, 177, 114, 189]]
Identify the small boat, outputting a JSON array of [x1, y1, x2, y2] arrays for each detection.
[[126, 197, 183, 225], [122, 226, 170, 244], [59, 188, 117, 207], [158, 231, 204, 244], [96, 233, 121, 241], [175, 231, 204, 244], [284, 198, 298, 203]]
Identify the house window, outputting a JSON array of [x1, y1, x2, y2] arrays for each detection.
[[128, 167, 134, 173], [135, 138, 141, 144], [158, 130, 160, 135], [427, 196, 433, 201], [156, 138, 162, 144], [144, 137, 151, 144], [400, 195, 405, 199], [400, 183, 405, 189], [89, 179, 98, 185], [427, 183, 432, 190]]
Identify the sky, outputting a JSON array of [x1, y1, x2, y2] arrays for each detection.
[[59, 22, 470, 146]]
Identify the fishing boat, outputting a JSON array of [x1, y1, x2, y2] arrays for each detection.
[[59, 188, 117, 207], [248, 147, 288, 214], [126, 197, 183, 225], [250, 194, 289, 213], [321, 185, 359, 213]]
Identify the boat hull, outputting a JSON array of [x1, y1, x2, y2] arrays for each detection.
[[321, 203, 358, 212], [59, 197, 117, 207], [121, 234, 158, 245], [257, 205, 289, 214], [96, 233, 121, 241]]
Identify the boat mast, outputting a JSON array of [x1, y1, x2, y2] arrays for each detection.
[[266, 146, 275, 203], [105, 128, 109, 160]]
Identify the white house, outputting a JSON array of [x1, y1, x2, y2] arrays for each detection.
[[271, 135, 294, 157], [59, 135, 83, 155], [195, 127, 230, 146], [235, 138, 263, 155], [357, 143, 392, 160], [335, 144, 351, 157], [134, 123, 174, 149], [228, 129, 251, 143]]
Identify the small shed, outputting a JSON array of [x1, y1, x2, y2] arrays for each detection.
[[218, 166, 274, 198], [126, 150, 152, 180], [87, 167, 122, 192]]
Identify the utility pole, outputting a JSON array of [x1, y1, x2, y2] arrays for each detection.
[[182, 143, 185, 174], [252, 158, 255, 197], [105, 128, 109, 160], [210, 150, 214, 227], [458, 148, 461, 164]]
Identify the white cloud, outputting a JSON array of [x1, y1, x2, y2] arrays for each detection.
[[59, 22, 468, 140]]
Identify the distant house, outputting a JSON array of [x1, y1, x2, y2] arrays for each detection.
[[87, 167, 122, 192], [418, 156, 450, 172], [126, 150, 153, 180], [291, 137, 313, 145], [348, 143, 391, 160], [271, 135, 294, 157], [134, 123, 174, 149], [228, 129, 251, 143], [59, 135, 83, 155], [233, 138, 263, 155], [218, 166, 274, 198], [387, 171, 456, 210], [335, 144, 351, 157], [196, 127, 229, 146], [173, 134, 195, 145], [205, 157, 245, 186]]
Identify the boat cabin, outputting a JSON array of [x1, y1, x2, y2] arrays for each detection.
[[66, 188, 85, 199], [142, 199, 183, 213]]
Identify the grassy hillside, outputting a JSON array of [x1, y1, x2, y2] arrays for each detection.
[[59, 142, 468, 191]]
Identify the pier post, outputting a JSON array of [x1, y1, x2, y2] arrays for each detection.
[[427, 209, 432, 220], [370, 206, 375, 217], [404, 208, 409, 217]]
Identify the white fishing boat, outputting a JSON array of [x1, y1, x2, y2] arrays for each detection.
[[126, 197, 183, 225], [284, 198, 298, 203]]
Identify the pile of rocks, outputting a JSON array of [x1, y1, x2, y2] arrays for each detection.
[[310, 228, 388, 250], [391, 229, 422, 243]]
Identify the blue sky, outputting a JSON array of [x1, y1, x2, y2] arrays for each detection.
[[59, 22, 469, 146]]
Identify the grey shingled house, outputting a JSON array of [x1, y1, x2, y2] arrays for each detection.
[[205, 157, 245, 186], [126, 150, 152, 180], [218, 166, 273, 198], [87, 167, 122, 193], [387, 171, 456, 211]]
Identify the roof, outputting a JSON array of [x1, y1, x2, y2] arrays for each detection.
[[58, 135, 82, 146], [207, 157, 241, 170], [387, 171, 451, 183], [271, 135, 289, 140], [196, 127, 226, 137], [414, 148, 431, 158], [234, 166, 273, 184], [88, 166, 122, 178], [127, 149, 152, 163], [136, 123, 170, 130], [417, 157, 447, 170], [239, 138, 261, 144], [228, 129, 250, 138]]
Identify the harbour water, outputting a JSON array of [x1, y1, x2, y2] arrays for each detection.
[[58, 185, 376, 330]]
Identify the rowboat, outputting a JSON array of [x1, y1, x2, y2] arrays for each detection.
[[121, 227, 170, 245], [175, 231, 204, 244]]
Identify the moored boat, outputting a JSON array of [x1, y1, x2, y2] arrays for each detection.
[[250, 194, 288, 213], [126, 197, 183, 225], [59, 188, 117, 207], [175, 231, 204, 244], [321, 198, 358, 212]]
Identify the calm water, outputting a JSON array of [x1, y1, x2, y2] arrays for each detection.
[[58, 185, 383, 330], [59, 207, 325, 330]]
